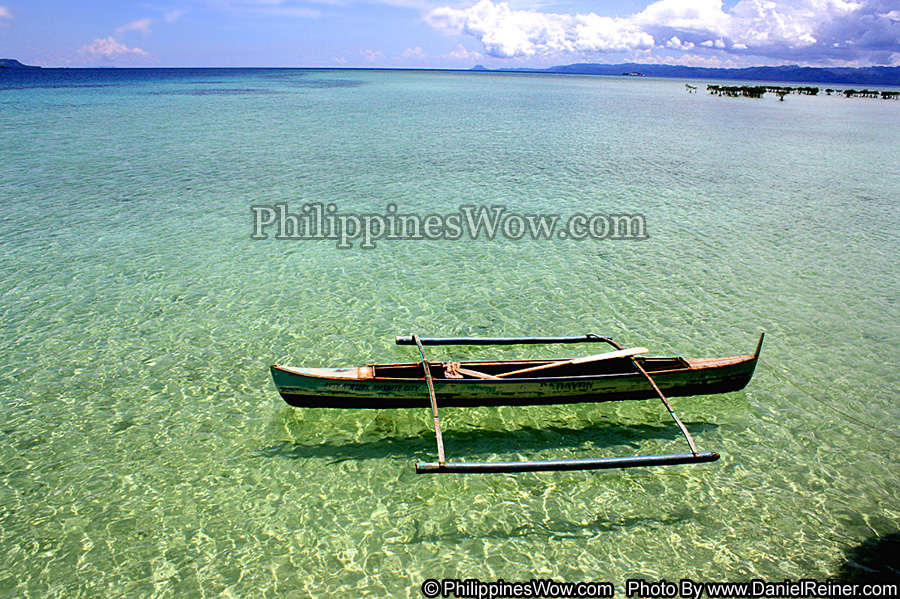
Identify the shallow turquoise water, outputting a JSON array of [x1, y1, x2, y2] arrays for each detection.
[[1, 68, 899, 597]]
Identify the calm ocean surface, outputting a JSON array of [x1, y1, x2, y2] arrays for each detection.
[[1, 68, 899, 597]]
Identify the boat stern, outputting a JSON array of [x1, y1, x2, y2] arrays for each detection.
[[271, 365, 373, 380]]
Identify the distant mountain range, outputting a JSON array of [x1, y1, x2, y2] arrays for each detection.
[[471, 63, 900, 86], [0, 59, 40, 69], [3, 56, 897, 85]]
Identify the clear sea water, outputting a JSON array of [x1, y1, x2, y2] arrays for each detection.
[[1, 68, 898, 597]]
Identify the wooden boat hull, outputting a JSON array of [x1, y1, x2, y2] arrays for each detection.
[[270, 344, 760, 409]]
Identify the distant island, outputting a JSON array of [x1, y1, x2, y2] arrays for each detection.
[[474, 62, 900, 86], [0, 59, 40, 69]]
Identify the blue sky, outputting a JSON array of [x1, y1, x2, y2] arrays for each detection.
[[1, 0, 898, 68]]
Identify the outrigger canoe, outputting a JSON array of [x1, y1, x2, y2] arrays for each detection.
[[270, 334, 763, 409], [270, 333, 764, 473]]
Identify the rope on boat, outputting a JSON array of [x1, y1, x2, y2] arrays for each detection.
[[760, 358, 900, 440]]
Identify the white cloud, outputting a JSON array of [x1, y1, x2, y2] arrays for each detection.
[[361, 49, 385, 62], [164, 9, 186, 23], [402, 46, 427, 59], [0, 5, 12, 19], [202, 0, 335, 17], [81, 37, 151, 58], [656, 51, 732, 65], [666, 35, 695, 50], [248, 6, 323, 17], [634, 0, 730, 34], [116, 18, 155, 37], [728, 0, 832, 48], [428, 0, 652, 58], [445, 43, 482, 60], [77, 9, 188, 64], [573, 14, 655, 53], [427, 0, 900, 64]]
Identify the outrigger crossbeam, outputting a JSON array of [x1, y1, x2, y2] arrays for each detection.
[[402, 333, 721, 475]]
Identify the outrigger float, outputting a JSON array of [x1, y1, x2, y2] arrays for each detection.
[[270, 333, 764, 474]]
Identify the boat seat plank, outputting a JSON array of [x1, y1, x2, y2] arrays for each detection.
[[495, 347, 647, 379]]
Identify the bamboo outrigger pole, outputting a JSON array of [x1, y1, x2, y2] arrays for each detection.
[[633, 357, 699, 455], [396, 334, 618, 346], [406, 333, 716, 473], [413, 335, 446, 466], [416, 452, 719, 473], [593, 336, 700, 455]]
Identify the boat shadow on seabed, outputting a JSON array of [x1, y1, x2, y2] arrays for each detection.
[[254, 419, 721, 464]]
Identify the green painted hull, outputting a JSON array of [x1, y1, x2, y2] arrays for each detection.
[[270, 349, 759, 409]]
